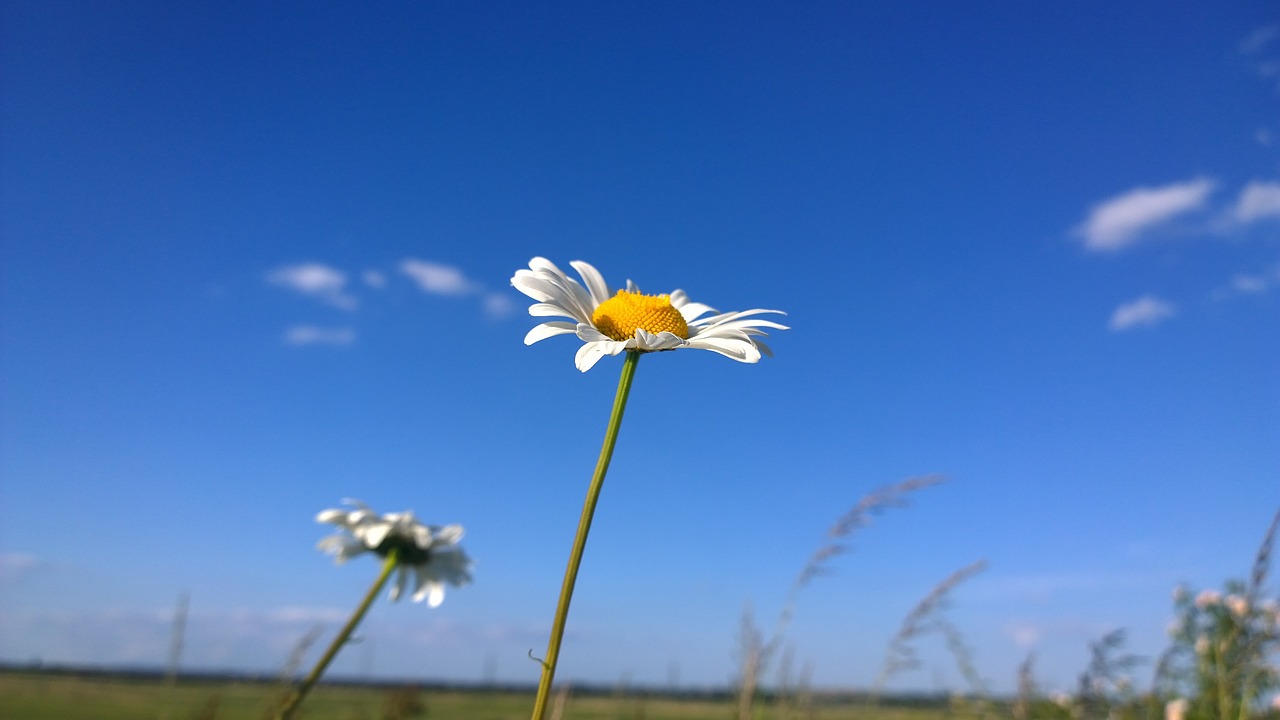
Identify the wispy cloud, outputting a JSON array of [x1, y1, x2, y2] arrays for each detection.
[[1003, 620, 1041, 648], [267, 263, 358, 310], [1233, 181, 1280, 223], [0, 552, 40, 582], [267, 258, 516, 327], [1239, 25, 1278, 55], [0, 605, 348, 669], [266, 606, 349, 623], [0, 605, 504, 679], [1109, 295, 1176, 332], [1215, 264, 1280, 299], [483, 292, 515, 318], [1232, 274, 1269, 294], [1078, 178, 1215, 251], [400, 258, 515, 318], [1240, 25, 1280, 92], [1075, 176, 1280, 330], [284, 325, 355, 346], [400, 259, 477, 296]]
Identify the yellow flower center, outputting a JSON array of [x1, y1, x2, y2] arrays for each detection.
[[591, 290, 690, 341]]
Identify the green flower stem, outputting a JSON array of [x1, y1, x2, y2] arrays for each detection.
[[531, 350, 641, 720], [276, 549, 400, 720]]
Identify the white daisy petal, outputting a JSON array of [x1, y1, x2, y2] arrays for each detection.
[[436, 524, 465, 544], [528, 302, 578, 318], [361, 523, 391, 549], [690, 308, 787, 329], [316, 509, 347, 524], [317, 535, 363, 564], [527, 256, 562, 274], [410, 523, 432, 549], [525, 322, 578, 345], [686, 336, 762, 362], [634, 329, 685, 351], [712, 318, 791, 332], [510, 274, 560, 304], [524, 265, 596, 322], [511, 258, 786, 370], [669, 289, 717, 319], [691, 325, 754, 344], [570, 260, 612, 306], [410, 566, 431, 603], [390, 567, 407, 601], [575, 343, 611, 373], [675, 302, 717, 322]]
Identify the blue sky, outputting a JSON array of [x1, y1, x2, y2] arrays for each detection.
[[2, 0, 1278, 696]]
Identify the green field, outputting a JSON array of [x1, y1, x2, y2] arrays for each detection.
[[0, 670, 950, 720]]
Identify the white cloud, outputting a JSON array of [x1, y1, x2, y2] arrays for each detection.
[[267, 263, 357, 310], [400, 259, 477, 296], [483, 292, 515, 318], [0, 605, 500, 679], [1240, 27, 1280, 92], [1078, 178, 1215, 251], [1232, 274, 1269, 294], [1233, 181, 1280, 223], [268, 606, 349, 623], [1003, 621, 1041, 648], [1257, 129, 1274, 147], [284, 325, 355, 346], [1109, 295, 1176, 332], [1223, 265, 1280, 297], [362, 270, 387, 289], [1239, 25, 1278, 55], [0, 552, 40, 581]]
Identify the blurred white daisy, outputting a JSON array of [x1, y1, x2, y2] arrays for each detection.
[[316, 499, 472, 607], [511, 257, 788, 372], [1224, 594, 1249, 617], [1194, 589, 1221, 609]]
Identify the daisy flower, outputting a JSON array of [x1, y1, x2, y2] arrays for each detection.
[[316, 499, 472, 607], [511, 257, 788, 372]]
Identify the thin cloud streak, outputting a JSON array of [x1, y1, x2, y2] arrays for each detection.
[[1109, 295, 1176, 332], [400, 259, 477, 296], [399, 258, 515, 318], [483, 292, 515, 318], [0, 552, 40, 582], [267, 263, 358, 310], [1078, 178, 1215, 252], [1217, 264, 1280, 299], [1233, 181, 1280, 223], [284, 325, 356, 346], [1239, 25, 1278, 55]]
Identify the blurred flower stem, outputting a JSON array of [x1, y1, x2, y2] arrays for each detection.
[[277, 549, 400, 720], [531, 350, 640, 720]]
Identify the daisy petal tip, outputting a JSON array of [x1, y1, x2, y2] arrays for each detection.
[[315, 509, 343, 524]]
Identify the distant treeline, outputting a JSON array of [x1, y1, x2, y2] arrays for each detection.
[[0, 662, 952, 707]]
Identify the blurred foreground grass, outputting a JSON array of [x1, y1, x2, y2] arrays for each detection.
[[0, 669, 950, 720]]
